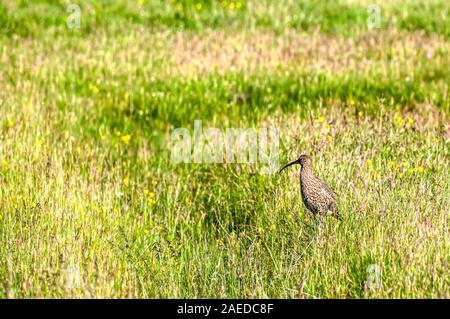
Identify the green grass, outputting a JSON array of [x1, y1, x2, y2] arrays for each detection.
[[0, 0, 449, 298], [1, 0, 449, 37]]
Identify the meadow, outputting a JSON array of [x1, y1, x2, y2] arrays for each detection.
[[0, 0, 449, 298]]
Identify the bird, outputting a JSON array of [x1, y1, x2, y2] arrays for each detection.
[[279, 154, 340, 220]]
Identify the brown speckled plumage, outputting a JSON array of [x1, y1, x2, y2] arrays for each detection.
[[280, 154, 339, 219]]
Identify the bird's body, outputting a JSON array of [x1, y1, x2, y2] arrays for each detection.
[[280, 154, 339, 219]]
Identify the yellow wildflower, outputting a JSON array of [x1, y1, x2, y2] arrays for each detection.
[[229, 2, 235, 10], [91, 84, 99, 94], [2, 160, 8, 167], [139, 0, 144, 5], [114, 129, 121, 137], [121, 134, 131, 144], [123, 178, 129, 187], [222, 1, 227, 7], [236, 2, 242, 9], [358, 111, 363, 117], [6, 119, 15, 128], [406, 117, 414, 125], [195, 3, 202, 10], [394, 114, 404, 127], [147, 190, 156, 205], [318, 115, 325, 123], [143, 189, 149, 195], [416, 166, 424, 173]]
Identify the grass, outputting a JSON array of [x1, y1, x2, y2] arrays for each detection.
[[0, 0, 449, 298]]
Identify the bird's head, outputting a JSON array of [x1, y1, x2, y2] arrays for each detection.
[[279, 154, 312, 173]]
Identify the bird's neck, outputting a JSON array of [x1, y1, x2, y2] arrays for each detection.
[[300, 165, 314, 189], [300, 165, 313, 176]]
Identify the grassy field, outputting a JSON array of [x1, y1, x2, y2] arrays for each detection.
[[0, 0, 449, 298]]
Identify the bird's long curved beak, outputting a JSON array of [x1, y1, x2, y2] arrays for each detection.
[[279, 159, 299, 173]]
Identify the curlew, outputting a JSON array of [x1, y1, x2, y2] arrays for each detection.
[[279, 154, 340, 220]]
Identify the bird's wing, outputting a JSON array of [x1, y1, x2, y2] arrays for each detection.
[[319, 180, 337, 201]]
